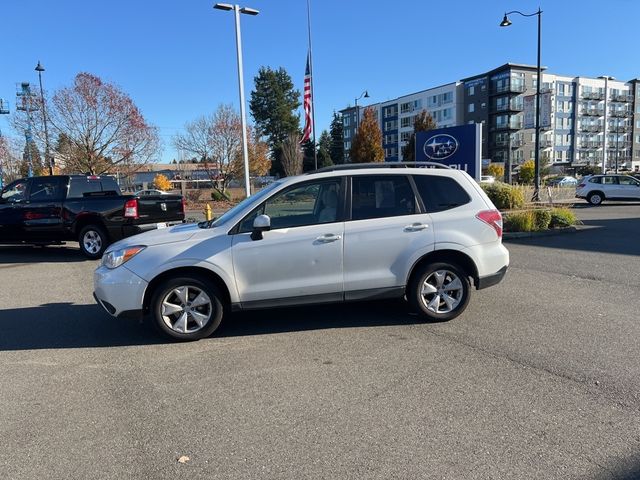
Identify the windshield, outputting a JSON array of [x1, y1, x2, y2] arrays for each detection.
[[201, 180, 284, 228]]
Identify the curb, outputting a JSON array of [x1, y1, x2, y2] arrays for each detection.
[[503, 224, 594, 240]]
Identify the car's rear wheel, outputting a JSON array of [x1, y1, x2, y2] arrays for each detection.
[[78, 224, 108, 259], [587, 191, 604, 206], [150, 276, 223, 341], [408, 262, 471, 322]]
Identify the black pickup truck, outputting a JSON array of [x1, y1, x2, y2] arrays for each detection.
[[0, 175, 185, 258]]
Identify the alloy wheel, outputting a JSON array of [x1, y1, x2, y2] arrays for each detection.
[[160, 286, 213, 334], [419, 269, 464, 314]]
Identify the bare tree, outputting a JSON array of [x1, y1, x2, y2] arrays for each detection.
[[14, 73, 159, 175], [280, 133, 303, 177], [229, 126, 271, 182], [0, 135, 25, 183]]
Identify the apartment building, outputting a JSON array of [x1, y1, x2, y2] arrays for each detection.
[[340, 64, 640, 173], [340, 82, 463, 162]]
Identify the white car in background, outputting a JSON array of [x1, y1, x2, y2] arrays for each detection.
[[576, 174, 640, 205], [94, 163, 509, 341]]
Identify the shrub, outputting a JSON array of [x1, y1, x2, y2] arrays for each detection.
[[504, 210, 535, 232], [153, 174, 172, 191], [549, 207, 578, 228], [533, 209, 552, 230], [210, 189, 231, 202], [482, 182, 525, 210], [486, 163, 504, 181]]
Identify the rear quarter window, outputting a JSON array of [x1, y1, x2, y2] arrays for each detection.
[[412, 175, 471, 213]]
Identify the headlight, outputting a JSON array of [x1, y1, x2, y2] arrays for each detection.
[[101, 246, 146, 269]]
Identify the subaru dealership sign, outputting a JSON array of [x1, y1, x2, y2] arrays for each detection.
[[415, 124, 482, 180]]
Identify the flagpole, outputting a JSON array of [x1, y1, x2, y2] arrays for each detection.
[[306, 0, 318, 170]]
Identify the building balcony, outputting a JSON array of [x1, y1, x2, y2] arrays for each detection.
[[580, 124, 603, 133], [491, 83, 526, 95], [581, 91, 604, 100], [493, 139, 509, 148], [491, 121, 523, 131], [610, 110, 632, 118], [612, 93, 633, 103], [608, 125, 632, 133], [510, 139, 525, 148], [539, 139, 553, 148], [581, 108, 604, 117], [579, 141, 603, 149], [490, 101, 524, 113]]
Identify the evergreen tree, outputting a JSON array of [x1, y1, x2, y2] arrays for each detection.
[[402, 110, 436, 161], [249, 67, 301, 176], [349, 107, 384, 163], [317, 131, 333, 168], [302, 140, 316, 172], [21, 140, 43, 176], [329, 112, 345, 164]]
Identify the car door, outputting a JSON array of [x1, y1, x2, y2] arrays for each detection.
[[601, 175, 619, 198], [20, 177, 66, 241], [231, 177, 345, 307], [343, 174, 434, 298], [616, 176, 640, 199], [0, 179, 30, 242]]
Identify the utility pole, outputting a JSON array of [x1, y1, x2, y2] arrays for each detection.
[[16, 83, 39, 177], [0, 99, 10, 189]]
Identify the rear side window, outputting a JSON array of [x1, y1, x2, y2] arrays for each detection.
[[588, 177, 602, 184], [351, 175, 417, 220], [412, 175, 471, 213], [29, 177, 65, 201], [68, 177, 121, 198]]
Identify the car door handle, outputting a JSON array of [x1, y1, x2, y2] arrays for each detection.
[[316, 233, 342, 243], [404, 223, 429, 232]]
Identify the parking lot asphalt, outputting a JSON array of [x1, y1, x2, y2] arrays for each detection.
[[1, 203, 639, 480]]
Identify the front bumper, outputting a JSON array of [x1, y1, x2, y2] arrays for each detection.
[[94, 265, 148, 318]]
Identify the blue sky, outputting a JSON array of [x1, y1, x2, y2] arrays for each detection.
[[1, 0, 638, 162]]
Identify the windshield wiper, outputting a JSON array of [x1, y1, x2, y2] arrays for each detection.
[[197, 218, 217, 229]]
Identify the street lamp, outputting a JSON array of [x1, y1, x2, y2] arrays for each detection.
[[500, 8, 542, 201], [35, 61, 53, 176], [598, 75, 614, 174], [354, 90, 369, 132], [214, 3, 259, 197]]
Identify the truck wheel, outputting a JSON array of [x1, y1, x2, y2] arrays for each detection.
[[78, 225, 108, 259], [150, 276, 224, 341], [408, 262, 471, 322]]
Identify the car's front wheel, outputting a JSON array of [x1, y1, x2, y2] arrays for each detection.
[[408, 262, 471, 322], [150, 276, 223, 341]]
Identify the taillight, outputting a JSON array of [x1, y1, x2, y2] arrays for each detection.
[[577, 183, 585, 188], [476, 209, 503, 238], [124, 198, 138, 219], [181, 196, 186, 214]]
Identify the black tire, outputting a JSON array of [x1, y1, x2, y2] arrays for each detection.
[[587, 191, 604, 206], [150, 276, 223, 341], [408, 262, 471, 322], [78, 224, 109, 259]]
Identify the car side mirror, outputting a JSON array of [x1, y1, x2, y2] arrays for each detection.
[[251, 214, 271, 241]]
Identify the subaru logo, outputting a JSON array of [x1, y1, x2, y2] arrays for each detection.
[[423, 134, 459, 160], [160, 203, 167, 212]]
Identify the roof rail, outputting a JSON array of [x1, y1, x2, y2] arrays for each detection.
[[311, 161, 451, 174]]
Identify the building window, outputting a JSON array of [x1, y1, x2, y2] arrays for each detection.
[[400, 132, 411, 142], [468, 103, 475, 113], [400, 117, 412, 128], [383, 105, 397, 118], [384, 120, 398, 131], [344, 130, 350, 139], [468, 85, 475, 96], [343, 116, 351, 127], [443, 108, 452, 120], [442, 92, 453, 104], [345, 141, 351, 150], [481, 102, 486, 109]]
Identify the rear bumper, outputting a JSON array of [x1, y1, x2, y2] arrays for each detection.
[[476, 265, 508, 290]]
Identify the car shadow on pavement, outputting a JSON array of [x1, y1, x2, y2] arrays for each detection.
[[0, 303, 165, 351], [218, 299, 423, 338], [505, 216, 640, 256], [0, 300, 422, 350], [0, 245, 89, 264]]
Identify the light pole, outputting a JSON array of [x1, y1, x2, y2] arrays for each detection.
[[354, 90, 369, 133], [598, 75, 614, 174], [35, 61, 53, 176], [214, 3, 259, 197], [500, 8, 542, 201]]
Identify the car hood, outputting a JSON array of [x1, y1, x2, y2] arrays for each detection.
[[107, 222, 218, 251]]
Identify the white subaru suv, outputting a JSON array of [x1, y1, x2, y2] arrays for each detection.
[[94, 164, 509, 341]]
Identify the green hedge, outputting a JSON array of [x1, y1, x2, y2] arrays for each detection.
[[504, 207, 578, 232], [481, 182, 525, 210]]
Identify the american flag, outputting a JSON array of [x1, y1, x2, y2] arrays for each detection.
[[300, 52, 313, 144]]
